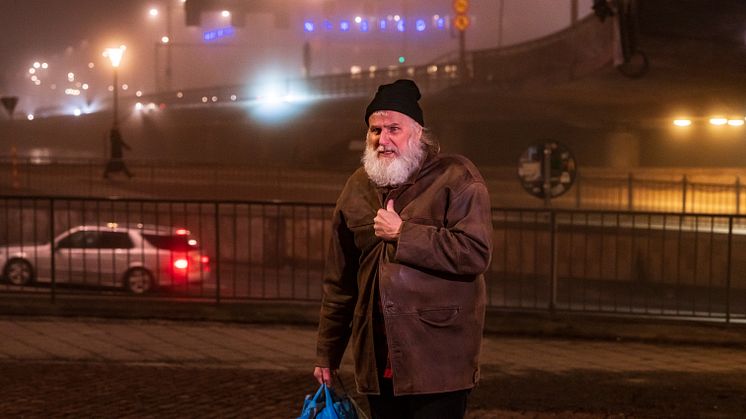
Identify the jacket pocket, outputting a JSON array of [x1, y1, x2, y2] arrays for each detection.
[[417, 306, 460, 327]]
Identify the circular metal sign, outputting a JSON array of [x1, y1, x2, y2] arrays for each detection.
[[453, 14, 470, 31], [453, 0, 469, 14], [517, 141, 577, 200]]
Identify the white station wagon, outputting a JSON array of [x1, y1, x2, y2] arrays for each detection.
[[0, 224, 210, 294]]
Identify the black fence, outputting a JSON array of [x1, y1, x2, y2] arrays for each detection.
[[2, 196, 746, 322]]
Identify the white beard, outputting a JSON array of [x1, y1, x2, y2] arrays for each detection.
[[362, 134, 425, 187]]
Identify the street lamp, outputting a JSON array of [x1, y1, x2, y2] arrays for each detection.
[[103, 45, 126, 128], [148, 3, 174, 92]]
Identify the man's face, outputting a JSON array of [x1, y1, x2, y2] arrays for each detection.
[[366, 110, 421, 160], [362, 110, 425, 187]]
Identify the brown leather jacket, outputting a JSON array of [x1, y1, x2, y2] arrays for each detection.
[[316, 153, 492, 395]]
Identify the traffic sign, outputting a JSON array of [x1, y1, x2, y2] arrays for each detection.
[[454, 14, 470, 31], [453, 0, 469, 14], [518, 141, 577, 200], [1, 96, 18, 118]]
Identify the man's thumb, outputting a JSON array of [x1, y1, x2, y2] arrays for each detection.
[[386, 199, 396, 212]]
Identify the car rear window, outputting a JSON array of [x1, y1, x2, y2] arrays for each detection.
[[142, 234, 197, 251]]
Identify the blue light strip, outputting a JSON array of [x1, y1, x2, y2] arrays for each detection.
[[203, 26, 236, 42], [303, 14, 450, 34]]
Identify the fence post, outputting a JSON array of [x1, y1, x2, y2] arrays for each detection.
[[736, 177, 741, 215], [214, 202, 221, 305], [49, 198, 56, 304], [627, 173, 634, 211], [682, 175, 688, 213], [726, 216, 733, 324], [549, 211, 558, 313]]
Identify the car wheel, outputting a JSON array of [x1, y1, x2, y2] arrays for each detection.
[[3, 259, 34, 286], [124, 268, 154, 294]]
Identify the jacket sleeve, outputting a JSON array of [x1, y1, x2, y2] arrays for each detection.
[[395, 181, 492, 276], [315, 208, 360, 369]]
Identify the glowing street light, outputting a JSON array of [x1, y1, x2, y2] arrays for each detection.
[[709, 117, 728, 126], [103, 45, 127, 128], [672, 119, 692, 127], [149, 8, 159, 17]]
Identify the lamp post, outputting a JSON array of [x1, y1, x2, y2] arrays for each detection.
[[103, 45, 126, 128], [149, 3, 173, 92]]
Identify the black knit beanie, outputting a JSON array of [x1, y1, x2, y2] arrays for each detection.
[[364, 79, 424, 126]]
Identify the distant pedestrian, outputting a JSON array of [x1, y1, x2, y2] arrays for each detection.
[[303, 41, 312, 78], [103, 127, 133, 179]]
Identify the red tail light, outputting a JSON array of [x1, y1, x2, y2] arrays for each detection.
[[173, 258, 189, 270], [200, 255, 210, 264]]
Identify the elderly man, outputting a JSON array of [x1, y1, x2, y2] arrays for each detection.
[[314, 79, 493, 419]]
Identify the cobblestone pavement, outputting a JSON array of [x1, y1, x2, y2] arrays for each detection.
[[1, 317, 746, 418]]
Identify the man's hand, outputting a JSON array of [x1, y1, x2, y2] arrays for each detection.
[[314, 366, 335, 386], [374, 199, 402, 241]]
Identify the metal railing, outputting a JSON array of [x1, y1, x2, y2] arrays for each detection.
[[2, 195, 746, 323], [3, 160, 746, 214]]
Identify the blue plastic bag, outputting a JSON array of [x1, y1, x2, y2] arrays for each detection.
[[297, 383, 359, 419]]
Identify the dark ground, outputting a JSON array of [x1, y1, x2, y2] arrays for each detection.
[[1, 361, 744, 418]]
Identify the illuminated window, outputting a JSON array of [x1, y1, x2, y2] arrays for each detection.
[[436, 17, 446, 29], [304, 21, 314, 32], [397, 19, 405, 32], [379, 19, 387, 30], [360, 20, 369, 32], [416, 19, 426, 32], [340, 20, 350, 31], [324, 20, 333, 31]]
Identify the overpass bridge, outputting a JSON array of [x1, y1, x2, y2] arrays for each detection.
[[2, 1, 746, 176]]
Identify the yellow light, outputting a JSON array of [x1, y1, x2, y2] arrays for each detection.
[[354, 16, 362, 23], [221, 10, 230, 17], [149, 8, 159, 17], [103, 45, 127, 68], [82, 83, 89, 90], [33, 62, 40, 68], [29, 68, 36, 74], [41, 62, 48, 69], [728, 119, 745, 127], [673, 119, 691, 127], [709, 117, 728, 126], [161, 36, 170, 44]]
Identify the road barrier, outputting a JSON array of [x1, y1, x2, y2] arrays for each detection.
[[2, 195, 745, 323]]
